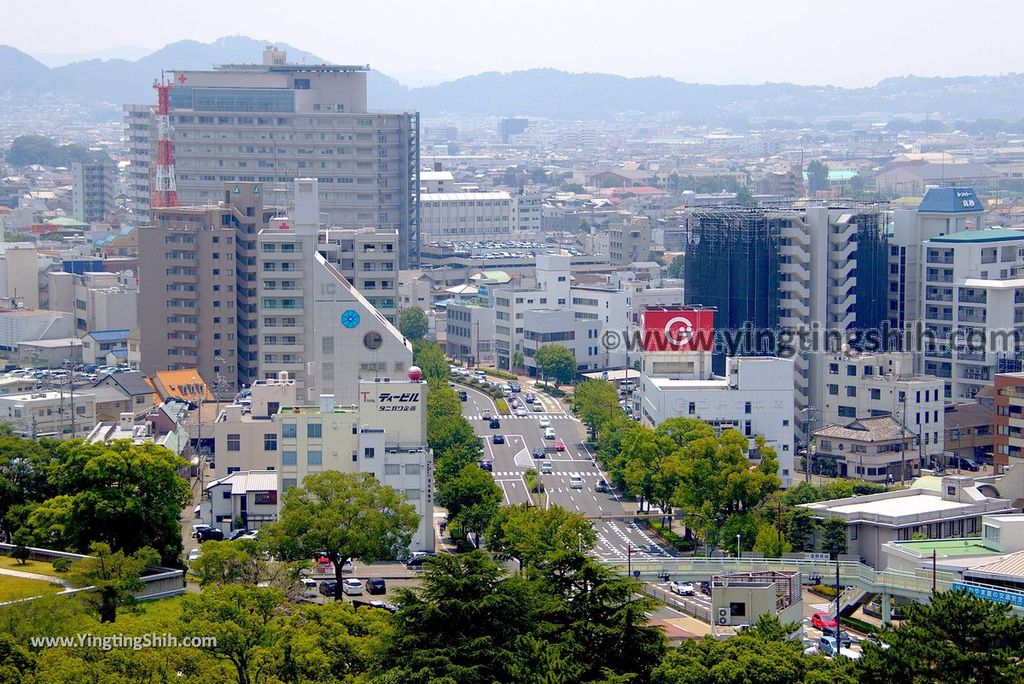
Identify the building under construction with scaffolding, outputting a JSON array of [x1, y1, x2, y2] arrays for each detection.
[[681, 204, 891, 442]]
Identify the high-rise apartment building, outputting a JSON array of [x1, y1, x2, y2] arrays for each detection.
[[71, 162, 115, 223], [683, 206, 890, 441], [138, 183, 271, 389], [124, 47, 421, 267], [256, 179, 412, 404]]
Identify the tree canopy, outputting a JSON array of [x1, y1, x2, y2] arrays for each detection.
[[5, 135, 110, 168], [535, 343, 576, 386], [412, 339, 448, 382], [398, 306, 430, 342], [573, 379, 622, 439], [263, 471, 419, 600]]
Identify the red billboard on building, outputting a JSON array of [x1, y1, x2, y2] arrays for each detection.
[[641, 308, 714, 351]]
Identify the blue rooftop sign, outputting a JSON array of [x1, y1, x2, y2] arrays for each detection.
[[918, 187, 982, 213]]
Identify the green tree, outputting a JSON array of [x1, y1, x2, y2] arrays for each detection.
[[487, 504, 596, 571], [411, 339, 448, 381], [534, 343, 576, 386], [858, 590, 1024, 684], [735, 185, 756, 206], [512, 349, 525, 371], [178, 584, 284, 684], [189, 538, 296, 588], [46, 440, 191, 566], [0, 633, 35, 682], [573, 379, 621, 439], [787, 506, 817, 552], [23, 494, 73, 548], [263, 471, 418, 601], [666, 254, 685, 279], [67, 542, 160, 623], [11, 528, 32, 564], [807, 160, 829, 194], [819, 516, 848, 559], [621, 424, 674, 512], [6, 135, 110, 168], [398, 306, 430, 342], [436, 464, 502, 547], [384, 551, 541, 683], [753, 523, 792, 558]]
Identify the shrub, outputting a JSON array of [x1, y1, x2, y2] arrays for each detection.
[[646, 519, 696, 552], [52, 558, 72, 573], [810, 583, 838, 599], [496, 399, 510, 414]]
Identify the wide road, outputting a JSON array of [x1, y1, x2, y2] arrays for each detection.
[[460, 383, 673, 565]]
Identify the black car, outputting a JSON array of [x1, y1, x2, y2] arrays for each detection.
[[405, 553, 434, 569], [366, 578, 387, 595], [193, 526, 224, 542], [822, 626, 853, 648], [948, 456, 980, 471], [533, 446, 546, 459], [458, 391, 468, 402], [492, 433, 505, 444], [227, 528, 251, 541], [478, 459, 493, 471], [698, 581, 712, 596], [319, 580, 337, 597], [489, 418, 501, 429], [595, 479, 609, 493]]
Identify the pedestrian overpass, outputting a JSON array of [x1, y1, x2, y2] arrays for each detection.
[[603, 556, 1024, 622]]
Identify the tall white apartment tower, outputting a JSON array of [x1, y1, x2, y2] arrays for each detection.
[[257, 179, 413, 404]]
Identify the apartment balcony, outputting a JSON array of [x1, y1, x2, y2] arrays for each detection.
[[782, 227, 811, 245], [831, 241, 857, 262], [829, 311, 856, 329], [829, 260, 856, 280], [829, 223, 856, 245], [780, 279, 809, 297], [780, 244, 809, 261], [830, 292, 856, 312], [779, 297, 809, 318], [957, 350, 988, 363], [780, 260, 806, 277]]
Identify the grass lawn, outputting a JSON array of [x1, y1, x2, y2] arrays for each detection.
[[0, 576, 62, 603], [0, 555, 65, 577]]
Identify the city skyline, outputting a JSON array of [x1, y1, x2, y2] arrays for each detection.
[[4, 0, 1024, 88]]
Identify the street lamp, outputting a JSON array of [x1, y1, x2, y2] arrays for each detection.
[[736, 534, 741, 560]]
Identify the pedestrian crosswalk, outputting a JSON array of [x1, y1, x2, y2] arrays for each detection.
[[467, 413, 577, 421], [492, 471, 603, 478]]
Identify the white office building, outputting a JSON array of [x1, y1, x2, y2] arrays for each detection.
[[821, 352, 945, 465], [420, 191, 515, 239], [637, 350, 796, 486]]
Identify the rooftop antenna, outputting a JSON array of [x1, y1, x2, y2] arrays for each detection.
[[152, 71, 180, 208]]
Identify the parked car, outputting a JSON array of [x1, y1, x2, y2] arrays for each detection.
[[187, 548, 202, 562], [492, 433, 505, 444], [299, 578, 319, 599], [948, 455, 980, 471], [367, 600, 399, 613], [341, 559, 354, 574], [478, 459, 493, 471], [227, 528, 251, 541], [818, 635, 838, 658], [569, 474, 583, 489], [811, 612, 838, 631], [595, 479, 609, 493], [366, 578, 386, 595], [319, 580, 338, 597], [342, 579, 364, 596], [822, 626, 852, 648], [801, 637, 818, 656], [489, 418, 501, 429], [668, 581, 694, 596], [193, 525, 224, 542], [405, 552, 434, 569], [533, 447, 546, 459]]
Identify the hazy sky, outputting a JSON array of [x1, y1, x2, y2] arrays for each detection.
[[4, 0, 1023, 87]]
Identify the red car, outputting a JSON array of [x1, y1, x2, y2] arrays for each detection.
[[554, 440, 566, 451], [811, 612, 838, 631]]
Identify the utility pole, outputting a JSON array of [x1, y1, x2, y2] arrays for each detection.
[[65, 359, 75, 437], [835, 557, 842, 649]]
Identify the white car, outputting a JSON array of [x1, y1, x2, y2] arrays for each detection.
[[515, 407, 528, 416], [569, 474, 583, 489], [187, 548, 202, 562], [668, 581, 694, 596], [539, 418, 551, 428], [342, 578, 364, 596], [544, 427, 557, 440]]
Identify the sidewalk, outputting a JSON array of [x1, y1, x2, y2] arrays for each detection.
[[0, 566, 65, 586]]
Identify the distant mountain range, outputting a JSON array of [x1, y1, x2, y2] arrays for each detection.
[[2, 35, 1024, 124]]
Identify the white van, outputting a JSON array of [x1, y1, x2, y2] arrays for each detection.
[[299, 578, 318, 599]]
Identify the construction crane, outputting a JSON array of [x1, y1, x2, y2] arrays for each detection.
[[151, 74, 179, 208]]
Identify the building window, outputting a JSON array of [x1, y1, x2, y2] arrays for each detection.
[[281, 422, 296, 438], [254, 491, 277, 506], [688, 402, 695, 415], [227, 466, 240, 474], [282, 450, 297, 465], [846, 386, 857, 398], [364, 447, 375, 458], [307, 450, 322, 465], [405, 488, 421, 501], [384, 463, 401, 475], [744, 402, 751, 414], [227, 434, 241, 451], [264, 433, 277, 451], [729, 602, 746, 617], [308, 422, 322, 438], [870, 389, 881, 400], [838, 406, 856, 418], [406, 464, 421, 475]]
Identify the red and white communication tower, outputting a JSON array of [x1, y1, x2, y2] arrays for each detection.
[[151, 76, 179, 208]]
